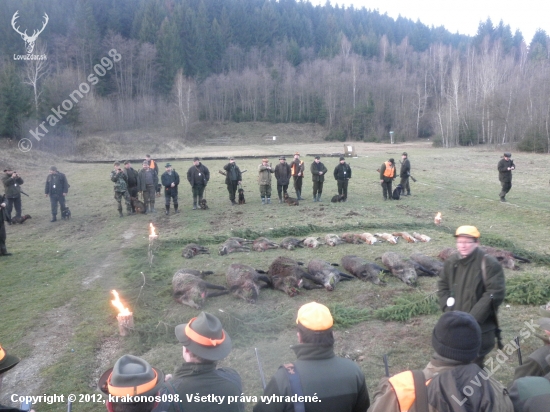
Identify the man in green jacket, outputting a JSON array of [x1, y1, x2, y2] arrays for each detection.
[[137, 161, 159, 214], [258, 158, 273, 204], [2, 168, 24, 221], [223, 157, 242, 205], [310, 156, 328, 202], [333, 157, 352, 201], [254, 302, 370, 412], [110, 162, 132, 218], [153, 312, 244, 412], [497, 152, 515, 202], [437, 225, 506, 367]]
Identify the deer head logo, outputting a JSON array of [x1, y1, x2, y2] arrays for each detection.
[[11, 11, 49, 54]]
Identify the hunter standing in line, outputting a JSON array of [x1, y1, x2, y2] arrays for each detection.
[[223, 157, 242, 205], [437, 225, 506, 367], [311, 156, 327, 202], [187, 157, 210, 210], [497, 152, 515, 202], [45, 166, 69, 222], [379, 158, 396, 201], [399, 152, 411, 196], [291, 152, 306, 200], [253, 302, 370, 412], [1, 168, 24, 221], [274, 156, 291, 203], [0, 194, 10, 256], [137, 161, 158, 214], [333, 156, 352, 201], [161, 163, 180, 215], [124, 160, 139, 213], [258, 158, 272, 205], [145, 154, 160, 196], [110, 162, 132, 218]]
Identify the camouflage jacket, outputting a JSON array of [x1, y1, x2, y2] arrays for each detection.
[[110, 170, 128, 192], [2, 173, 23, 198]]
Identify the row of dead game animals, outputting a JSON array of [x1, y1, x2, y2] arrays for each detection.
[[182, 232, 432, 259], [172, 245, 530, 309]]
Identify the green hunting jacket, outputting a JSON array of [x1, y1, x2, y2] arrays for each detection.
[[258, 163, 272, 186], [253, 344, 370, 412], [513, 344, 550, 380], [310, 162, 328, 183], [437, 247, 505, 336], [497, 158, 515, 183], [2, 173, 23, 198], [153, 362, 244, 412], [137, 168, 159, 191], [110, 170, 128, 192]]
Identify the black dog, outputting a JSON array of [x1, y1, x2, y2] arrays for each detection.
[[199, 198, 209, 210], [11, 214, 32, 224], [392, 184, 403, 200], [61, 207, 71, 220], [238, 188, 245, 205], [331, 194, 345, 203], [130, 197, 146, 214]]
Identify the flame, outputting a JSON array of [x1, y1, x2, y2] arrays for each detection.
[[149, 223, 157, 238], [434, 212, 442, 225], [111, 290, 131, 315]]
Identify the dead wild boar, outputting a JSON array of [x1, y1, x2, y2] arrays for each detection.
[[342, 233, 365, 244], [324, 234, 344, 247], [267, 256, 307, 296], [225, 263, 272, 303], [341, 255, 387, 285], [409, 253, 443, 277], [303, 237, 321, 248], [381, 252, 418, 286], [172, 270, 228, 309], [252, 237, 279, 252], [438, 247, 458, 261], [280, 237, 305, 250], [219, 239, 252, 255], [480, 246, 530, 270], [181, 243, 210, 259], [306, 259, 354, 291]]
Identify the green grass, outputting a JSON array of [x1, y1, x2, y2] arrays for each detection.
[[1, 140, 550, 410]]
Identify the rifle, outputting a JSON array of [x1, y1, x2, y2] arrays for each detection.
[[399, 160, 417, 182], [383, 354, 390, 377], [219, 169, 248, 176], [255, 348, 267, 389], [20, 189, 29, 197], [515, 336, 523, 365]]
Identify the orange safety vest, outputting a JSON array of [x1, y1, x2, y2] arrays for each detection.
[[149, 159, 156, 170], [388, 370, 431, 412], [291, 160, 304, 176], [383, 161, 395, 178]]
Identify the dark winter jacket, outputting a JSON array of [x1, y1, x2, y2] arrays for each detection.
[[334, 162, 352, 181], [124, 167, 139, 188], [274, 162, 292, 185], [497, 158, 515, 183], [310, 161, 328, 183], [187, 163, 210, 187], [253, 344, 369, 412], [161, 170, 180, 196], [153, 362, 244, 412], [513, 344, 550, 380], [399, 158, 410, 178], [2, 173, 24, 198], [137, 168, 159, 191], [45, 172, 70, 195], [223, 163, 242, 185], [437, 247, 506, 355]]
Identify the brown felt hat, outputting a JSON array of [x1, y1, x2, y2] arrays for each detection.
[[98, 355, 164, 397], [0, 344, 20, 374], [175, 312, 232, 361]]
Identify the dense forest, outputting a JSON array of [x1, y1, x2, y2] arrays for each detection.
[[1, 0, 550, 151]]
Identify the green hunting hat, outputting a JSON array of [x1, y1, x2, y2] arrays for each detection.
[[165, 163, 172, 168], [504, 152, 512, 157], [175, 312, 232, 361], [0, 344, 20, 374], [49, 166, 57, 172], [98, 355, 165, 397]]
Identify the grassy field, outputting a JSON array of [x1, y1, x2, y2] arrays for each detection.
[[1, 134, 549, 410]]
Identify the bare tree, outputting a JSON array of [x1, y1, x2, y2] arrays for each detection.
[[23, 42, 50, 114], [173, 69, 196, 138]]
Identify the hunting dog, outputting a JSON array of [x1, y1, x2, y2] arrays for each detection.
[[283, 193, 299, 206], [199, 198, 209, 210], [331, 194, 345, 203], [238, 188, 246, 204], [392, 184, 403, 200], [61, 207, 71, 220], [130, 197, 146, 214], [11, 214, 32, 224]]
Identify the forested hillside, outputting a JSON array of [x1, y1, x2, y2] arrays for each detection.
[[1, 0, 549, 151]]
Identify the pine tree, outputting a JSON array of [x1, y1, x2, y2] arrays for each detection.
[[0, 62, 33, 138]]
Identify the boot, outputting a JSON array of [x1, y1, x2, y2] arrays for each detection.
[[267, 197, 271, 204], [261, 197, 266, 205], [406, 191, 411, 196], [118, 210, 124, 218], [318, 194, 322, 202], [51, 215, 57, 222], [193, 196, 198, 210], [297, 190, 304, 200], [313, 194, 317, 202], [500, 196, 506, 202], [231, 199, 237, 205], [174, 204, 179, 213], [165, 205, 170, 215], [150, 202, 156, 213]]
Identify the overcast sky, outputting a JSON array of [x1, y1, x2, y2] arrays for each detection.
[[310, 0, 547, 44]]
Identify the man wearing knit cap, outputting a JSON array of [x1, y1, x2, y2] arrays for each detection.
[[98, 354, 165, 412], [258, 158, 273, 204], [497, 152, 515, 202], [45, 166, 70, 222], [153, 312, 244, 412], [310, 156, 327, 202], [399, 152, 411, 196], [368, 311, 513, 412], [223, 157, 242, 205], [512, 302, 550, 380], [291, 152, 305, 200], [333, 157, 352, 202], [0, 344, 36, 411], [254, 302, 370, 412], [437, 225, 506, 368]]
